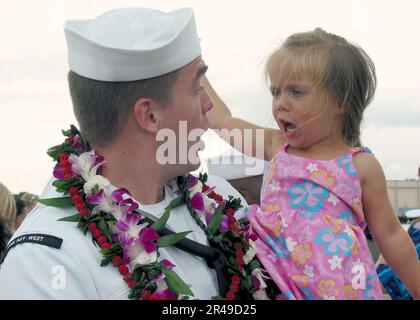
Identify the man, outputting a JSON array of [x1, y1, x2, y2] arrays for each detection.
[[0, 7, 247, 299]]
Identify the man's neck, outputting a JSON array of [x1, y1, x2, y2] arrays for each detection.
[[97, 142, 168, 205]]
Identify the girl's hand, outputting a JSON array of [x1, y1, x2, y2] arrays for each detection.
[[203, 76, 283, 161]]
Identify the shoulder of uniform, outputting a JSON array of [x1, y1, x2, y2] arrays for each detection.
[[1, 233, 63, 264]]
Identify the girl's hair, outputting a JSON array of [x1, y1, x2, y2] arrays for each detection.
[[265, 28, 376, 147], [0, 182, 16, 257]]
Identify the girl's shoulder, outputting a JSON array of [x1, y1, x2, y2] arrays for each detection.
[[352, 147, 383, 187]]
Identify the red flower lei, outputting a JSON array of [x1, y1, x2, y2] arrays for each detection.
[[41, 125, 278, 300]]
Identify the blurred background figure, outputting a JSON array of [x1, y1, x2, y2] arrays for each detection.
[[376, 217, 420, 300], [0, 182, 17, 260], [14, 192, 38, 229]]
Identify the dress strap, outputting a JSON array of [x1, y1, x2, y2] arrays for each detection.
[[347, 146, 374, 157]]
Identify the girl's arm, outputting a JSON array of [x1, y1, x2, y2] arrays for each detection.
[[203, 76, 283, 161], [354, 153, 420, 299]]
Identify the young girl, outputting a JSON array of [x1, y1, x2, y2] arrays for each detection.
[[204, 28, 420, 299]]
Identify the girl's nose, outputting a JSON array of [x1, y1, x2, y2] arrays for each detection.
[[275, 95, 290, 112]]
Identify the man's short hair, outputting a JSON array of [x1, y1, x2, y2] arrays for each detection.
[[68, 69, 180, 147]]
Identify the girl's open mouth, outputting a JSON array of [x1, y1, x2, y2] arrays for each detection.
[[280, 120, 297, 134]]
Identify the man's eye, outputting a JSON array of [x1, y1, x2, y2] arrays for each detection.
[[195, 86, 204, 94]]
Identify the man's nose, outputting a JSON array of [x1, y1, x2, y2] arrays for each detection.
[[201, 91, 213, 114]]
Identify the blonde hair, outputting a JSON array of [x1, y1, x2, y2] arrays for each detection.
[[265, 28, 376, 147], [20, 192, 38, 211], [0, 182, 16, 234]]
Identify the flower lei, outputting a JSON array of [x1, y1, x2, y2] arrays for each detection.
[[41, 125, 279, 300]]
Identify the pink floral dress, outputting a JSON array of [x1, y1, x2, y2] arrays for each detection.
[[248, 144, 383, 300]]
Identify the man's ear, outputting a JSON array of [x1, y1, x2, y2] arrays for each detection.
[[337, 103, 346, 115], [132, 98, 161, 134]]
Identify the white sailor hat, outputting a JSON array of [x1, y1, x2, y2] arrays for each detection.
[[64, 7, 201, 82], [206, 152, 270, 181]]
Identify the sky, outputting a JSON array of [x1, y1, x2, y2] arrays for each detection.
[[1, 0, 420, 194]]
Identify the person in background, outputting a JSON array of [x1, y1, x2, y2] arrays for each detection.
[[376, 218, 420, 300], [20, 192, 39, 212], [14, 192, 39, 229], [0, 183, 16, 260]]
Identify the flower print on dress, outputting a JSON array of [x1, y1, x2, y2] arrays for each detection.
[[351, 200, 364, 217], [327, 193, 340, 206], [315, 226, 353, 256], [269, 181, 281, 192], [282, 160, 307, 178], [264, 161, 277, 183], [265, 236, 290, 258], [297, 210, 316, 220], [351, 239, 360, 256], [323, 215, 344, 234], [291, 243, 313, 264], [261, 203, 281, 214], [339, 210, 356, 225], [327, 255, 343, 270], [310, 170, 335, 188], [291, 274, 309, 288], [259, 211, 283, 237], [268, 251, 278, 263], [288, 181, 329, 212], [298, 225, 314, 243], [363, 272, 377, 300], [301, 288, 316, 300], [285, 237, 298, 252], [303, 265, 315, 278], [344, 284, 359, 300], [337, 154, 357, 176], [343, 225, 355, 239], [342, 258, 361, 283], [317, 279, 340, 300], [306, 163, 318, 173], [280, 210, 296, 228]]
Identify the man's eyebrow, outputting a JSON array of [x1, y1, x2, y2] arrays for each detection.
[[195, 65, 209, 82]]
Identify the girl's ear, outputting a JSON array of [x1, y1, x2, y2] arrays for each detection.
[[132, 98, 161, 134]]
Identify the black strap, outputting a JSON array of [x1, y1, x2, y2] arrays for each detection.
[[1, 233, 63, 264], [139, 214, 229, 296]]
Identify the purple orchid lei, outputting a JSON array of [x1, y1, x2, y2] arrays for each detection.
[[40, 125, 278, 300]]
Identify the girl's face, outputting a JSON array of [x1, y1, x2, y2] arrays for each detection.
[[269, 62, 344, 150]]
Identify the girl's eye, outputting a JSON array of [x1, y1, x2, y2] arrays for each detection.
[[292, 89, 303, 97], [271, 88, 281, 98]]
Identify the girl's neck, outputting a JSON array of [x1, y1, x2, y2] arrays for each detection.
[[287, 137, 352, 161]]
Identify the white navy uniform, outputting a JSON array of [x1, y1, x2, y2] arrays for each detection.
[[0, 7, 250, 300], [0, 175, 247, 299]]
